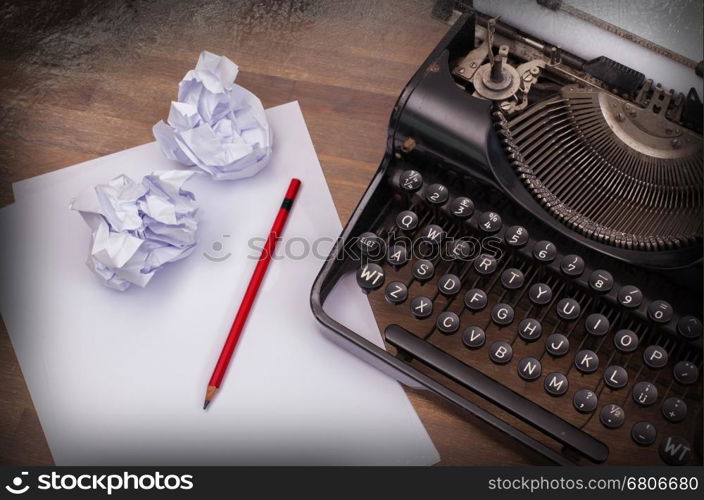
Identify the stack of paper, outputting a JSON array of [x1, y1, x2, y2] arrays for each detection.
[[0, 102, 439, 465]]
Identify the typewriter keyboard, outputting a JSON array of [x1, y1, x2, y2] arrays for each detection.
[[353, 164, 702, 465]]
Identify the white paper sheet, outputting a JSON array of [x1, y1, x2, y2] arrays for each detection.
[[0, 102, 439, 465]]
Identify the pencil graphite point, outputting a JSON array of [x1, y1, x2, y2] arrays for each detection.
[[203, 385, 217, 411]]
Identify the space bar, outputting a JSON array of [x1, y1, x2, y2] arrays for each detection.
[[385, 324, 609, 463]]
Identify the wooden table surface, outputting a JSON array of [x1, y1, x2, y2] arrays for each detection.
[[0, 0, 539, 465]]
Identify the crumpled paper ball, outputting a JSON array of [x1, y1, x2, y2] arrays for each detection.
[[70, 170, 199, 291], [152, 51, 273, 180]]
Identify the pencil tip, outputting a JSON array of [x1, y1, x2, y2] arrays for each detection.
[[203, 385, 217, 410]]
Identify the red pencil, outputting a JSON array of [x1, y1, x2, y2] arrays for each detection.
[[203, 178, 302, 410]]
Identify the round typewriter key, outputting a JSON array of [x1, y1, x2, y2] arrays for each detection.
[[648, 300, 673, 324], [556, 298, 580, 321], [448, 239, 472, 260], [617, 285, 643, 309], [560, 254, 584, 277], [500, 268, 524, 289], [589, 269, 613, 293], [603, 365, 628, 389], [533, 240, 557, 263], [673, 361, 698, 385], [614, 329, 639, 353], [528, 283, 552, 305], [574, 349, 599, 374], [491, 303, 514, 326], [386, 244, 408, 267], [545, 333, 569, 357], [438, 273, 461, 296], [412, 259, 435, 282], [659, 436, 691, 465], [585, 313, 609, 336], [474, 254, 498, 275], [384, 281, 408, 304], [600, 404, 625, 429], [462, 326, 486, 349], [573, 389, 598, 413], [358, 232, 383, 257], [643, 345, 668, 369], [450, 196, 474, 219], [518, 318, 542, 341], [544, 373, 568, 396], [489, 341, 513, 364], [662, 397, 687, 423], [631, 422, 657, 446], [395, 210, 419, 232], [410, 296, 433, 319], [517, 357, 541, 380], [425, 183, 449, 205], [356, 263, 385, 291], [464, 288, 487, 311], [504, 225, 528, 247], [436, 311, 460, 335], [419, 224, 445, 246], [478, 211, 502, 234], [677, 316, 702, 340], [632, 381, 658, 407], [399, 169, 423, 192]]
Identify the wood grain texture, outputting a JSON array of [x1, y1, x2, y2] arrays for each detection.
[[0, 0, 481, 465]]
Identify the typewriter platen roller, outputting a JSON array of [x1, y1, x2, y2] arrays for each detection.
[[311, 9, 702, 465]]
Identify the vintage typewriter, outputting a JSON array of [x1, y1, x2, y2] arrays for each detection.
[[311, 6, 702, 465]]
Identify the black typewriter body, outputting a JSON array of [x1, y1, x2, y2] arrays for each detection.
[[311, 10, 703, 465]]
